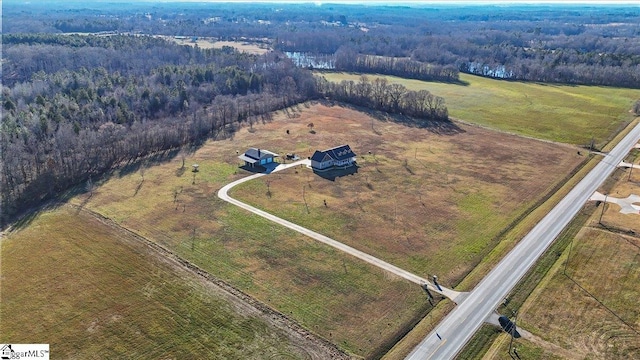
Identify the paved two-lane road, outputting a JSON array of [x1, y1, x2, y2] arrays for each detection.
[[407, 122, 640, 359]]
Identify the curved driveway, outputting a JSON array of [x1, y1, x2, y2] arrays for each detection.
[[217, 159, 463, 302]]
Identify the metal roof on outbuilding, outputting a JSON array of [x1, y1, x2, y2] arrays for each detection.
[[243, 148, 279, 160]]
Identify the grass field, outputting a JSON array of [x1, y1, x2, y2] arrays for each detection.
[[68, 102, 583, 357], [67, 107, 433, 357], [231, 103, 583, 285], [317, 72, 639, 146], [0, 207, 325, 359]]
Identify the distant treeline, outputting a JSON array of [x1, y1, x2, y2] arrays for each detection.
[[335, 49, 460, 83], [4, 3, 639, 87]]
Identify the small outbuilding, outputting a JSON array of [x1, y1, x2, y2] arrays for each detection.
[[311, 145, 356, 171], [239, 148, 279, 169]]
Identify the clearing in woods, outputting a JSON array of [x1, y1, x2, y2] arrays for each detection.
[[0, 206, 343, 359], [161, 35, 271, 54], [71, 102, 583, 357]]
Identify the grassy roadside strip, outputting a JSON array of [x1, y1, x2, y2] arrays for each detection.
[[455, 119, 638, 359], [384, 116, 639, 359], [602, 117, 640, 153], [382, 301, 457, 360], [381, 157, 595, 360]]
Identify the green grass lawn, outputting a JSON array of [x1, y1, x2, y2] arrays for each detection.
[[318, 72, 638, 146], [0, 207, 320, 359]]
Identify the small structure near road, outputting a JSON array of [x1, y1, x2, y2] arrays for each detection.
[[239, 148, 279, 170], [311, 145, 356, 171]]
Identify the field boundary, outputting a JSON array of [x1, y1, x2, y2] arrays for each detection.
[[67, 204, 350, 360]]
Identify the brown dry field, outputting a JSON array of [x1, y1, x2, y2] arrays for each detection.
[[232, 102, 584, 285], [73, 102, 583, 357]]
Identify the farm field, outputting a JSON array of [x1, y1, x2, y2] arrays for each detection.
[[481, 157, 640, 359], [231, 103, 584, 285], [0, 207, 333, 359], [71, 102, 582, 357], [318, 72, 639, 146]]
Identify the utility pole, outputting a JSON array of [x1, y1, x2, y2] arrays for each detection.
[[599, 193, 608, 224], [508, 310, 519, 360]]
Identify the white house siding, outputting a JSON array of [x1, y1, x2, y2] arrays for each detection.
[[312, 160, 333, 169]]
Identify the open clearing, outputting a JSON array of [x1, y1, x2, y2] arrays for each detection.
[[318, 72, 639, 146], [70, 102, 582, 357], [231, 103, 583, 285], [162, 35, 271, 54], [0, 207, 338, 359], [481, 160, 640, 359]]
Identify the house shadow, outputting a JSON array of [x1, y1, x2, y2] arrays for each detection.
[[313, 165, 359, 181], [239, 162, 281, 174]]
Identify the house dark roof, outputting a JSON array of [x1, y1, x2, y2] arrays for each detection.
[[311, 150, 331, 162], [243, 148, 279, 161], [321, 145, 356, 161]]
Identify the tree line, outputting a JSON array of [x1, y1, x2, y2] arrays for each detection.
[[4, 2, 639, 88], [334, 48, 460, 83], [316, 76, 448, 121], [1, 35, 318, 225]]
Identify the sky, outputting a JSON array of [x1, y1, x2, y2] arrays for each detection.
[[141, 0, 640, 3], [14, 0, 640, 3]]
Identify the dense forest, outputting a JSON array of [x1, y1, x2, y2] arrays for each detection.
[[1, 34, 317, 223]]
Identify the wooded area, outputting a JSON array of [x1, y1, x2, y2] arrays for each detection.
[[1, 34, 318, 224], [1, 33, 451, 224], [3, 2, 640, 87]]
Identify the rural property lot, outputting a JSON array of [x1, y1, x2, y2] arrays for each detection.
[[232, 103, 584, 286], [71, 102, 583, 357], [0, 207, 341, 359]]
